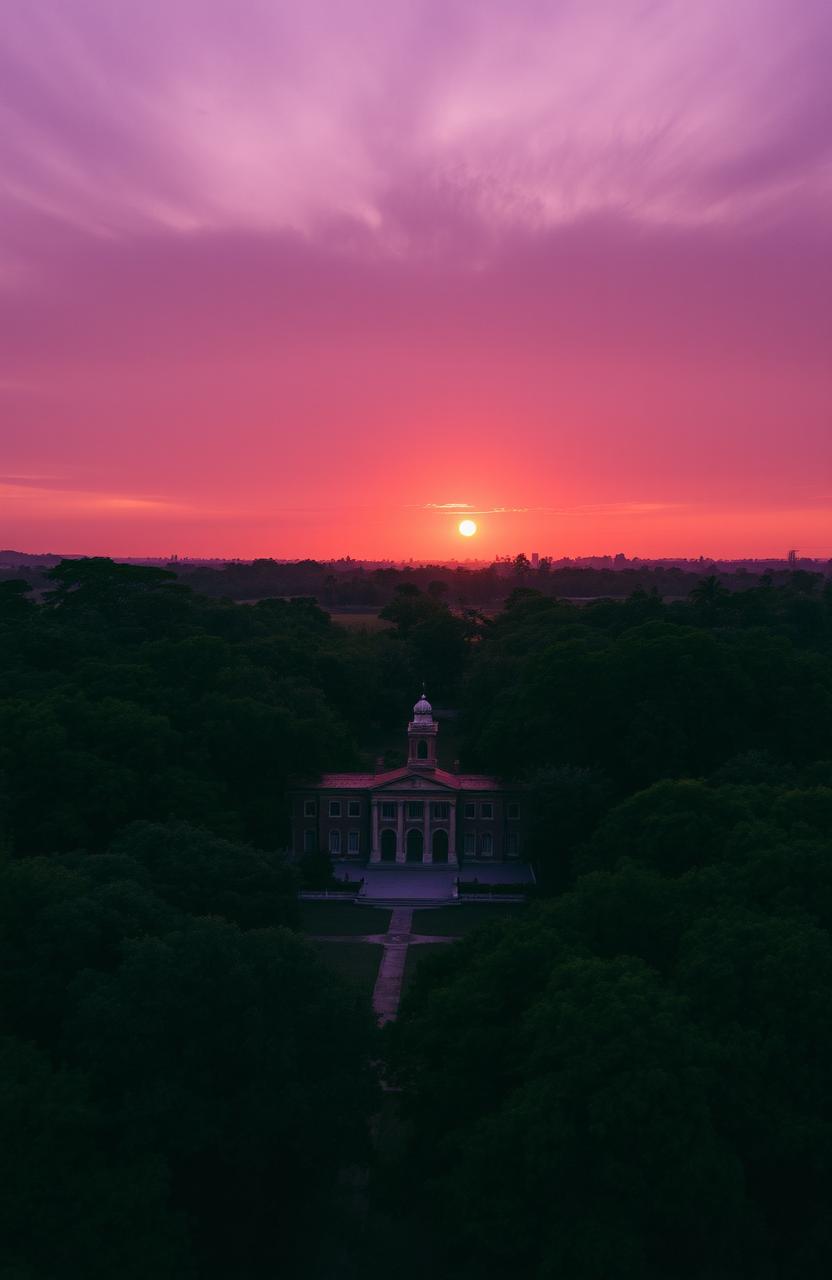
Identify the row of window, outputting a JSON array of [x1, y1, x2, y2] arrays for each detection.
[[305, 798, 362, 818], [304, 798, 521, 820], [382, 800, 450, 820], [302, 829, 521, 857], [304, 830, 362, 854], [464, 802, 521, 821], [462, 832, 519, 856]]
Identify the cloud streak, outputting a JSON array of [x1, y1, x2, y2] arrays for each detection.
[[0, 478, 198, 517], [1, 0, 830, 275], [421, 502, 680, 516]]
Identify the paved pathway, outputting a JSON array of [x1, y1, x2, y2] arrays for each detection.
[[372, 909, 412, 1024], [311, 906, 454, 1024]]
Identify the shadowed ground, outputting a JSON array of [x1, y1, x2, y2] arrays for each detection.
[[300, 901, 392, 934], [304, 899, 527, 1020], [412, 902, 528, 935], [314, 941, 385, 998]]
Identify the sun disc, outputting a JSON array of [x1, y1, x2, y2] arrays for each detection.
[[458, 518, 477, 537]]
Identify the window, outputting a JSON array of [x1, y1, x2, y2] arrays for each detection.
[[348, 831, 360, 854], [348, 800, 361, 817], [329, 829, 341, 855], [506, 831, 519, 858], [407, 801, 424, 819], [303, 829, 316, 853], [480, 832, 493, 856], [507, 803, 520, 820], [416, 739, 428, 760], [432, 801, 450, 819], [480, 803, 493, 820], [463, 832, 476, 856], [464, 802, 476, 819], [303, 799, 316, 818], [328, 799, 342, 818], [381, 801, 396, 820]]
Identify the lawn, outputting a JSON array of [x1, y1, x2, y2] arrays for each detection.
[[314, 942, 384, 998], [412, 902, 527, 937], [300, 900, 391, 936]]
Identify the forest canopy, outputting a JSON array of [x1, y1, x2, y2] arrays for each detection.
[[1, 558, 831, 1277]]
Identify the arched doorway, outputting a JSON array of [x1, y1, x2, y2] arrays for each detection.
[[406, 828, 424, 863], [432, 829, 449, 863], [380, 828, 397, 862]]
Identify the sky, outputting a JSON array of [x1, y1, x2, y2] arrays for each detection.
[[1, 0, 830, 560]]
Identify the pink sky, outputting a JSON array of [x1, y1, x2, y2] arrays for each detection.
[[1, 0, 830, 559]]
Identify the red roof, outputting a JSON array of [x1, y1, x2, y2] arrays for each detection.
[[317, 773, 378, 789], [314, 766, 503, 792]]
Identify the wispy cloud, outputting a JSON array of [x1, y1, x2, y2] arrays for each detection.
[[420, 502, 680, 517], [0, 0, 829, 274], [0, 478, 197, 517]]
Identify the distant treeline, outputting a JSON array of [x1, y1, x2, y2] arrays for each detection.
[[177, 558, 828, 607], [3, 554, 829, 610]]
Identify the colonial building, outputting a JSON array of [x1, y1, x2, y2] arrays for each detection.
[[291, 692, 523, 867]]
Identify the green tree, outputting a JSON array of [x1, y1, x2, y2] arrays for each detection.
[[0, 1035, 190, 1279], [389, 933, 756, 1280], [525, 764, 615, 891], [67, 920, 379, 1278], [689, 574, 729, 613], [109, 821, 298, 929]]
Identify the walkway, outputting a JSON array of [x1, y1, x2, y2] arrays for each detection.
[[329, 860, 535, 905], [311, 906, 454, 1024]]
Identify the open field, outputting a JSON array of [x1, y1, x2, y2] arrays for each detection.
[[412, 902, 528, 936], [300, 900, 392, 935], [329, 609, 393, 631], [314, 942, 384, 998]]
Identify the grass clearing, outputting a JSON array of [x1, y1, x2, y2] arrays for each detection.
[[329, 610, 393, 632], [300, 901, 391, 936], [412, 902, 528, 937], [314, 941, 384, 998]]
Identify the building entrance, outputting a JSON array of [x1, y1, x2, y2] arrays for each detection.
[[406, 828, 424, 863]]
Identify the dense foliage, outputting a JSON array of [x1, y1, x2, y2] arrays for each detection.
[[388, 576, 832, 1279], [0, 559, 469, 854], [0, 826, 377, 1277], [2, 557, 832, 1277], [463, 580, 832, 887]]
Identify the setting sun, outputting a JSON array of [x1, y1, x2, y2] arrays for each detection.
[[458, 519, 478, 537]]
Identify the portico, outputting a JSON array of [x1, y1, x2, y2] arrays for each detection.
[[291, 690, 524, 866], [370, 790, 458, 865]]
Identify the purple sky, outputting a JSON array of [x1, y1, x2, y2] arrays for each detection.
[[1, 0, 830, 558]]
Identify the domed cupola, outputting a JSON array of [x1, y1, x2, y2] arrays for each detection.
[[408, 687, 438, 768], [412, 691, 433, 723]]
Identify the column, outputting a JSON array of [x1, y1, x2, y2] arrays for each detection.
[[448, 799, 457, 866], [396, 801, 405, 864], [370, 800, 380, 862], [423, 802, 432, 863]]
